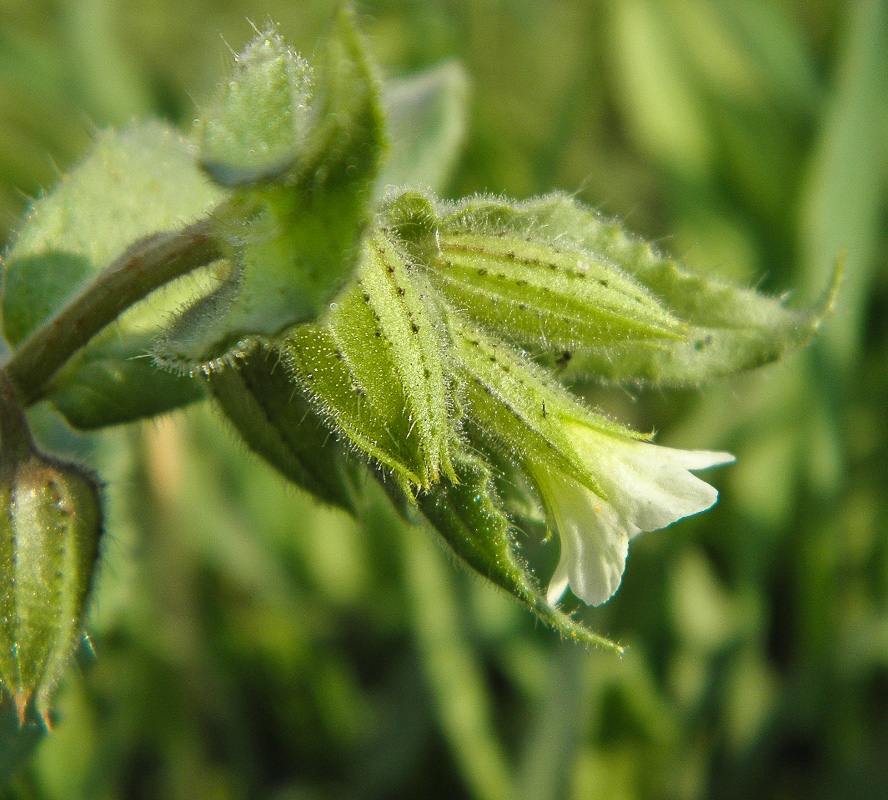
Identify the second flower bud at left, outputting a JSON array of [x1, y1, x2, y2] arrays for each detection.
[[0, 378, 102, 728]]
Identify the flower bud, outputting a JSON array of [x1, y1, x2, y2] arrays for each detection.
[[279, 226, 455, 493], [0, 380, 102, 727], [197, 29, 312, 186]]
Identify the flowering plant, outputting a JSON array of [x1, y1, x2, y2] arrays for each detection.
[[0, 5, 838, 755]]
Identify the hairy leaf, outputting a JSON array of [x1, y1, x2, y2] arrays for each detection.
[[2, 123, 223, 342], [0, 122, 225, 426], [50, 337, 204, 430], [379, 61, 469, 196], [157, 6, 387, 371]]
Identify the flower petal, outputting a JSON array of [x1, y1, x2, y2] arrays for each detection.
[[534, 423, 734, 607], [569, 424, 734, 532], [536, 468, 637, 607]]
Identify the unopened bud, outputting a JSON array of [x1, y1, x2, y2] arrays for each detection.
[[0, 375, 102, 727]]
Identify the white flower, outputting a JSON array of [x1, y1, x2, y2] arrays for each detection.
[[529, 422, 734, 607]]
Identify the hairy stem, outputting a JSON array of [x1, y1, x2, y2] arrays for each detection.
[[3, 218, 223, 406]]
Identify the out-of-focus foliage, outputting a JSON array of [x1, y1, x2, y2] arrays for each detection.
[[1, 1, 886, 798]]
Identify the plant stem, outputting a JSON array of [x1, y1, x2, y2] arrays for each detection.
[[0, 370, 35, 466], [3, 218, 223, 406]]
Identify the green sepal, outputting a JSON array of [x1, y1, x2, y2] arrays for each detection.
[[424, 195, 686, 352], [278, 228, 454, 491], [455, 193, 842, 385], [0, 453, 102, 724], [206, 336, 361, 514], [448, 314, 647, 501], [561, 252, 844, 386], [280, 321, 424, 492], [412, 451, 622, 651], [344, 229, 453, 486], [157, 5, 387, 370]]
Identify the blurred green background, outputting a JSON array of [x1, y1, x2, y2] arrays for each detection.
[[2, 0, 888, 797]]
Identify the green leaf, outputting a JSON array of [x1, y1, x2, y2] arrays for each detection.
[[3, 122, 224, 304], [1, 122, 225, 426], [1, 252, 92, 347], [378, 61, 469, 196], [50, 337, 204, 430], [607, 0, 713, 177], [157, 6, 387, 370], [206, 337, 361, 514], [716, 0, 822, 116], [396, 505, 513, 800]]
